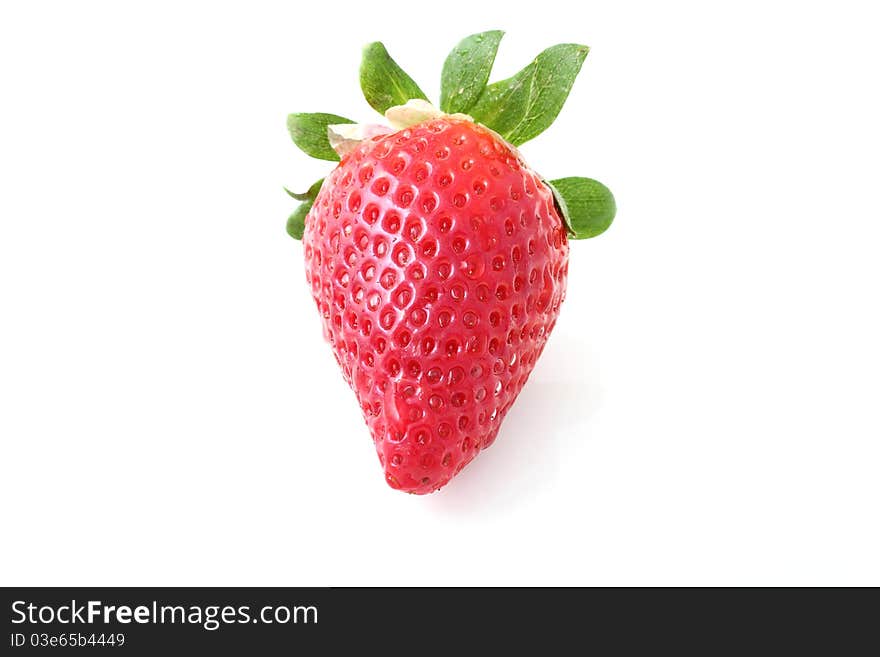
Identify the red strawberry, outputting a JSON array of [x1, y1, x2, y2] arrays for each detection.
[[304, 118, 569, 493], [285, 33, 615, 493]]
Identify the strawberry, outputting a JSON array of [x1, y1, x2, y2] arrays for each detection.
[[285, 32, 615, 493]]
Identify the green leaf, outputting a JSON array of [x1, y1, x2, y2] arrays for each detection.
[[285, 179, 324, 239], [360, 42, 428, 115], [439, 30, 504, 114], [284, 178, 324, 202], [287, 113, 354, 161], [286, 200, 313, 240], [469, 43, 589, 146], [546, 177, 615, 239]]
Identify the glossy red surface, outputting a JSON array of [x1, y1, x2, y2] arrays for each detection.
[[303, 118, 569, 493]]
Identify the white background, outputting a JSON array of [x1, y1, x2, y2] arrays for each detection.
[[1, 0, 878, 586]]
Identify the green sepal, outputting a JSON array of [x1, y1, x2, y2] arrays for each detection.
[[287, 113, 354, 161], [285, 178, 324, 240], [360, 42, 428, 115], [470, 44, 589, 146], [545, 177, 615, 239], [286, 202, 312, 240], [284, 178, 325, 202], [440, 30, 504, 114]]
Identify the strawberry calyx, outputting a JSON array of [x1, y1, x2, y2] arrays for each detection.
[[385, 99, 474, 130], [285, 31, 616, 241], [326, 123, 393, 159], [326, 99, 473, 159]]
